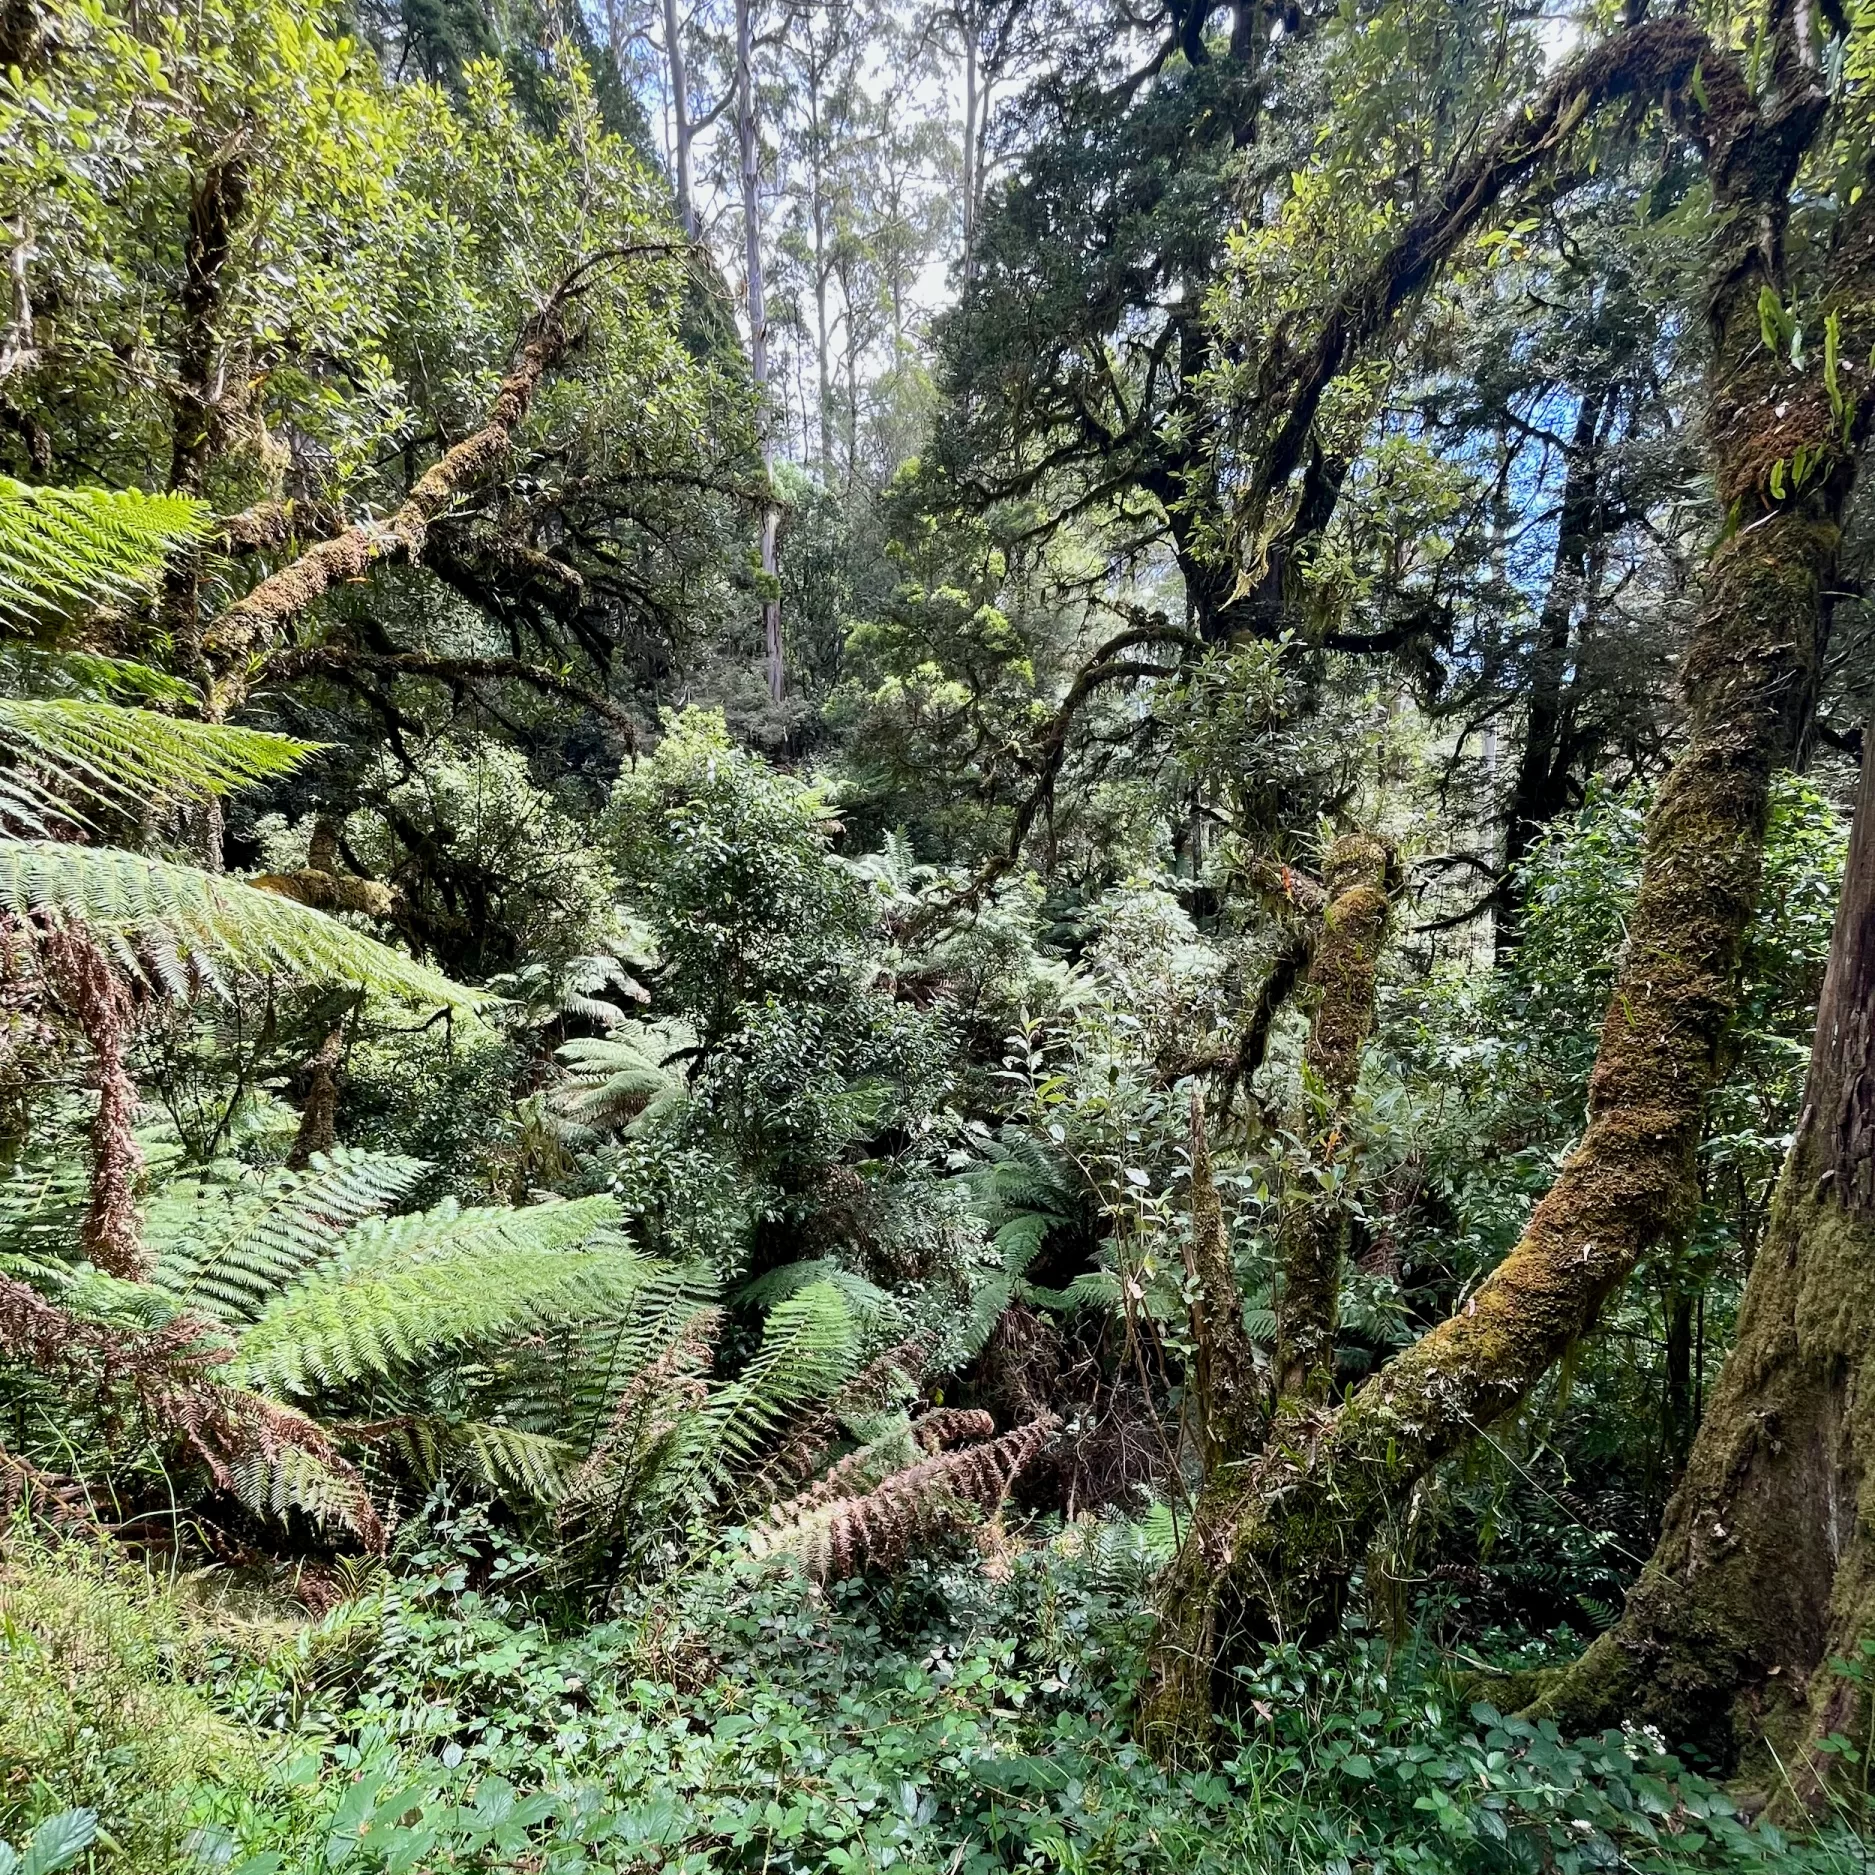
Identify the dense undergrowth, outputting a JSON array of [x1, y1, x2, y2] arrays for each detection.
[[7, 1506, 1873, 1875]]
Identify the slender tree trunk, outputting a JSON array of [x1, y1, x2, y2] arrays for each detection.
[[1138, 35, 1857, 1749], [1534, 696, 1875, 1796], [1276, 833, 1395, 1404], [163, 150, 250, 873], [1496, 386, 1609, 954], [1185, 1088, 1262, 1472], [737, 0, 784, 704], [961, 13, 978, 284], [662, 0, 696, 237], [286, 1024, 347, 1170]]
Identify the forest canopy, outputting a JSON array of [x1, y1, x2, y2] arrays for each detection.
[[1, 0, 1874, 1866]]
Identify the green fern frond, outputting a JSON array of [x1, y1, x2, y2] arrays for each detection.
[[694, 1280, 857, 1481], [0, 478, 209, 626], [149, 1148, 429, 1324], [550, 1026, 686, 1134], [0, 840, 479, 1008], [0, 698, 317, 832], [736, 1257, 900, 1325], [232, 1196, 637, 1397], [361, 1415, 580, 1505], [0, 644, 197, 705], [232, 1434, 378, 1540]]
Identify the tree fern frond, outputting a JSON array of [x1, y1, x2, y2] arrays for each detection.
[[750, 1414, 1059, 1580], [0, 643, 197, 705], [232, 1196, 636, 1397], [694, 1280, 858, 1482], [0, 479, 209, 627], [736, 1257, 901, 1325], [0, 840, 479, 1008], [148, 1148, 429, 1324], [0, 699, 317, 833], [355, 1415, 580, 1505]]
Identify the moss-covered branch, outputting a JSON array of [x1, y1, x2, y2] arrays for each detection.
[[1139, 27, 1858, 1748], [1276, 832, 1395, 1403]]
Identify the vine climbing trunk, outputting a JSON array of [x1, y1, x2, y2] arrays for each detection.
[[1532, 701, 1875, 1795], [1139, 27, 1863, 1749]]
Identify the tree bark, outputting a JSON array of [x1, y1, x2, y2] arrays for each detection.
[[286, 1024, 347, 1170], [737, 0, 785, 704], [1185, 1088, 1262, 1472], [1276, 832, 1395, 1404], [1532, 700, 1875, 1795], [662, 0, 697, 237], [1138, 30, 1859, 1749]]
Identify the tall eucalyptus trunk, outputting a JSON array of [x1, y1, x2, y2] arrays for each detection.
[[737, 0, 784, 703]]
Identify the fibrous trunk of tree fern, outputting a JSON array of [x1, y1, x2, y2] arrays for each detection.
[[1138, 39, 1855, 1751], [1276, 832, 1394, 1404], [1532, 703, 1875, 1799]]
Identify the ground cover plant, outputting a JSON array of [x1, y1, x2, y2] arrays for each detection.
[[2, 0, 1875, 1863]]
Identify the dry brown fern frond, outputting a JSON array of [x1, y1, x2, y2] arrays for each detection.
[[757, 1407, 996, 1533], [751, 1413, 1060, 1581], [911, 1407, 996, 1452], [753, 1333, 932, 1500], [0, 1270, 383, 1547], [0, 1439, 99, 1534]]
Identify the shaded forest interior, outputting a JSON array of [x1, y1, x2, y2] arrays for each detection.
[[2, 0, 1875, 1867]]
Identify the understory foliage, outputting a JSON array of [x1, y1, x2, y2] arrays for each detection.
[[2, 0, 1875, 1860]]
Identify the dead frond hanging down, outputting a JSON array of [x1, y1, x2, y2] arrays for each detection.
[[0, 1270, 383, 1547], [752, 1413, 1059, 1581], [36, 919, 143, 1278]]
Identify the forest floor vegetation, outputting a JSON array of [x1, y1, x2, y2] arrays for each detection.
[[6, 1505, 1874, 1875]]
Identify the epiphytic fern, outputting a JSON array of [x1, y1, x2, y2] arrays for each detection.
[[0, 478, 207, 627], [0, 840, 477, 1008], [750, 1413, 1059, 1580], [230, 1195, 640, 1396], [148, 1148, 428, 1323]]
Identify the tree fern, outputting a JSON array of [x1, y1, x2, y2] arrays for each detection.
[[148, 1147, 429, 1324], [0, 840, 478, 1008], [0, 478, 208, 627], [549, 1026, 686, 1136], [0, 697, 317, 835], [231, 1195, 641, 1396], [736, 1257, 901, 1327], [689, 1280, 858, 1484]]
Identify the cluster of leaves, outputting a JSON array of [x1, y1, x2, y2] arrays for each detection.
[[7, 1510, 1868, 1875]]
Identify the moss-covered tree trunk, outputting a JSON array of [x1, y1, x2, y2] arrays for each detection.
[[1139, 33, 1860, 1750], [1154, 835, 1395, 1740], [1532, 700, 1875, 1794], [1276, 832, 1394, 1403]]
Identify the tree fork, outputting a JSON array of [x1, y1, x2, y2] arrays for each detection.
[[1139, 23, 1860, 1747]]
